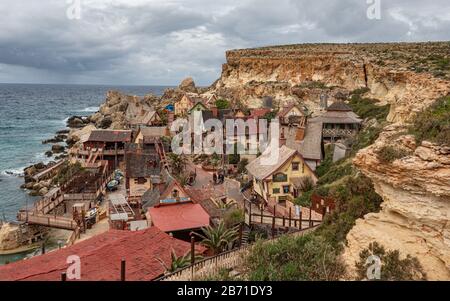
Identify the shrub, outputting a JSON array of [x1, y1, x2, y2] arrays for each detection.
[[223, 208, 245, 228], [294, 190, 313, 207], [246, 234, 346, 281], [348, 94, 390, 122], [409, 96, 450, 146], [355, 242, 426, 280], [215, 99, 230, 109], [377, 145, 411, 163], [237, 158, 249, 174], [317, 162, 353, 185]]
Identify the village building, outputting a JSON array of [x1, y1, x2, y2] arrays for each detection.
[[134, 127, 170, 145], [128, 110, 162, 129], [312, 101, 362, 142], [0, 227, 199, 281], [277, 103, 308, 126], [147, 201, 210, 241], [246, 145, 318, 215], [175, 94, 211, 117], [77, 130, 132, 169], [284, 120, 325, 171], [125, 151, 161, 205]]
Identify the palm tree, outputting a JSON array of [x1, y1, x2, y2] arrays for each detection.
[[157, 249, 203, 273], [168, 153, 187, 175], [194, 222, 239, 255]]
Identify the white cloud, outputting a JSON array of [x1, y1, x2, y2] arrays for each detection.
[[0, 0, 449, 85]]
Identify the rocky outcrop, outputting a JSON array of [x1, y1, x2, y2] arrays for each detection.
[[344, 124, 450, 280], [210, 43, 450, 121]]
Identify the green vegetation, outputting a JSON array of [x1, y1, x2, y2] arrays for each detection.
[[167, 153, 188, 175], [350, 124, 383, 154], [237, 158, 249, 174], [223, 208, 245, 229], [194, 222, 239, 255], [409, 95, 450, 146], [246, 234, 346, 280], [215, 99, 230, 110], [52, 161, 85, 185], [297, 81, 328, 89], [348, 89, 390, 121], [376, 145, 412, 163], [355, 242, 426, 280], [158, 250, 202, 273]]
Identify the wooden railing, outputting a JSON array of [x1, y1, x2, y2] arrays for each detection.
[[156, 225, 320, 281]]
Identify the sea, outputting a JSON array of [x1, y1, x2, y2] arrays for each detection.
[[0, 83, 170, 222]]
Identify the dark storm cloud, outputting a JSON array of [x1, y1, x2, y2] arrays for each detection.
[[0, 0, 449, 85]]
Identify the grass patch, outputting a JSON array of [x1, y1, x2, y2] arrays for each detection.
[[348, 91, 390, 122], [409, 95, 450, 146], [376, 145, 411, 163]]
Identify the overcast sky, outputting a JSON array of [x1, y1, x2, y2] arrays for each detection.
[[0, 0, 449, 86]]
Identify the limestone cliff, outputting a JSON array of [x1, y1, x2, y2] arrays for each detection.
[[210, 43, 450, 122], [345, 125, 450, 280]]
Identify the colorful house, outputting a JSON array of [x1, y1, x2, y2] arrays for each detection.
[[246, 145, 318, 215]]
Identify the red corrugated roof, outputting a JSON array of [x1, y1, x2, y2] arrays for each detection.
[[149, 202, 210, 232], [249, 108, 271, 118], [0, 227, 194, 281]]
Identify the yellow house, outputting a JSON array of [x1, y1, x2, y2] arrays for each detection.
[[246, 145, 318, 212], [174, 95, 194, 116]]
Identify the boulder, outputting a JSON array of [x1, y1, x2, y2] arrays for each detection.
[[179, 77, 197, 93], [45, 151, 53, 157], [67, 116, 86, 128], [39, 187, 49, 196], [97, 116, 112, 129], [51, 144, 65, 153]]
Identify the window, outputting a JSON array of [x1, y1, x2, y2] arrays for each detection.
[[272, 188, 280, 194], [283, 185, 290, 194], [273, 173, 287, 182], [172, 189, 179, 198], [292, 162, 300, 171], [136, 178, 147, 184]]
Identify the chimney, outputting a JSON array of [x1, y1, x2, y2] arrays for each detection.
[[211, 106, 218, 118], [280, 127, 287, 146], [295, 127, 305, 141]]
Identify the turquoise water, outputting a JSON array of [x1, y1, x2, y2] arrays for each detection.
[[0, 84, 169, 221]]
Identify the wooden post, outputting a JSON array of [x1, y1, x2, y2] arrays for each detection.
[[299, 210, 303, 230], [309, 206, 312, 227], [248, 200, 252, 226], [190, 235, 195, 265], [238, 223, 243, 247], [282, 216, 285, 227], [273, 205, 276, 217], [61, 272, 66, 281], [271, 216, 275, 239], [322, 206, 327, 221], [120, 258, 126, 281], [41, 243, 45, 255], [289, 208, 292, 228]]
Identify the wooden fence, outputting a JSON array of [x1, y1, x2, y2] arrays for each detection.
[[156, 225, 319, 281]]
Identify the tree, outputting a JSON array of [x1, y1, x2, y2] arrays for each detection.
[[168, 153, 187, 175], [215, 99, 230, 109], [237, 158, 249, 174], [355, 242, 426, 281], [157, 249, 203, 273], [194, 222, 239, 255]]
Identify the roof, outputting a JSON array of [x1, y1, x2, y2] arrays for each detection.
[[125, 152, 161, 178], [149, 202, 210, 232], [277, 104, 306, 118], [0, 227, 194, 281], [313, 110, 362, 124], [246, 145, 297, 180], [129, 110, 159, 125], [249, 108, 271, 119], [138, 127, 168, 138], [87, 130, 132, 143], [285, 121, 324, 160], [326, 101, 353, 112]]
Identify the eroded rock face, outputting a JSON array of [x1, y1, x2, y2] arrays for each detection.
[[344, 125, 450, 280], [0, 223, 21, 251], [209, 44, 450, 121]]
